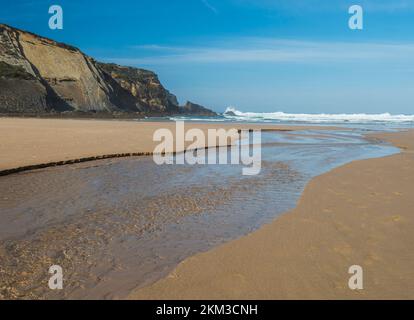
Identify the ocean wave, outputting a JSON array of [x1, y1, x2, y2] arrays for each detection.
[[168, 116, 228, 122], [224, 107, 414, 123]]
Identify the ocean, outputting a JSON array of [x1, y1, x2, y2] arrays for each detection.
[[165, 107, 414, 130]]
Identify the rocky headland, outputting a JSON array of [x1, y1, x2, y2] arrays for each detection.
[[0, 24, 215, 117]]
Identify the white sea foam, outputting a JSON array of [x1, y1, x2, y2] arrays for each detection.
[[224, 107, 414, 123], [169, 116, 227, 122]]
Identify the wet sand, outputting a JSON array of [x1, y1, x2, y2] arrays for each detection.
[[130, 130, 414, 300], [1, 117, 412, 300], [1, 120, 398, 300], [0, 117, 337, 173]]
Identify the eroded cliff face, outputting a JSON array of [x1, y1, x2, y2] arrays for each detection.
[[0, 24, 127, 113], [98, 63, 180, 113], [0, 25, 49, 112], [18, 31, 118, 112], [0, 24, 215, 116]]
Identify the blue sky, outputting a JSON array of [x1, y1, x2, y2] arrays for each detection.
[[1, 0, 414, 113]]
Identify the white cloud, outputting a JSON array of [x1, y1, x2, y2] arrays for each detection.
[[201, 0, 218, 14], [103, 38, 414, 66]]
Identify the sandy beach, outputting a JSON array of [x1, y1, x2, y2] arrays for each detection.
[[3, 0, 414, 306], [0, 117, 336, 174], [0, 117, 413, 299], [1, 117, 348, 299], [130, 129, 414, 300]]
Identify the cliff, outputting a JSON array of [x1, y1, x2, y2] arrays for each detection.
[[98, 63, 180, 113], [182, 101, 217, 116], [0, 24, 215, 116]]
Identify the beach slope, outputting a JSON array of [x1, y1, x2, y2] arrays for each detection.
[[130, 130, 414, 300]]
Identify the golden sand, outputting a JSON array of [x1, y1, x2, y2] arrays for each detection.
[[130, 130, 414, 300], [0, 117, 336, 173], [1, 117, 412, 299]]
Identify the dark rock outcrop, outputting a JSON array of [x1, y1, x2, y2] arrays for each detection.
[[223, 110, 237, 116], [98, 63, 180, 113], [181, 101, 217, 116]]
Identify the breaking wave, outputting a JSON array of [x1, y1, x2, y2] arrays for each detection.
[[223, 107, 414, 123]]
